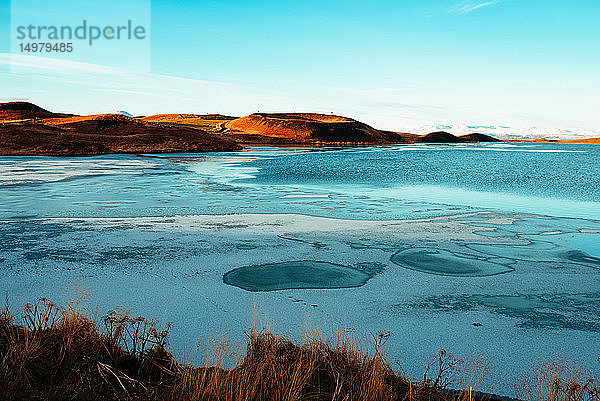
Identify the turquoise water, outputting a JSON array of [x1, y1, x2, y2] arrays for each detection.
[[2, 143, 599, 220], [0, 142, 599, 395]]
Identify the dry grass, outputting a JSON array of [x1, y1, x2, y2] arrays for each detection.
[[140, 114, 237, 131], [173, 325, 412, 401], [0, 297, 596, 401], [0, 298, 176, 400], [516, 357, 600, 401]]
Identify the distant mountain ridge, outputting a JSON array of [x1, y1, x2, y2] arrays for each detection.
[[1, 102, 597, 155], [406, 123, 600, 141], [222, 113, 499, 145]]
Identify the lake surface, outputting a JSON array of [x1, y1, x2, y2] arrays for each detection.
[[1, 142, 599, 395]]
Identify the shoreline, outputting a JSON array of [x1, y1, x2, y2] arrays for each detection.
[[1, 139, 598, 158]]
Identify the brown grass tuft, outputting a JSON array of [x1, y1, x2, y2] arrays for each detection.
[[173, 325, 410, 401], [1, 297, 595, 401], [0, 298, 175, 400], [516, 357, 600, 401]]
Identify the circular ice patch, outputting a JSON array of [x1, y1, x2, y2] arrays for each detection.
[[223, 260, 376, 291], [390, 248, 514, 277]]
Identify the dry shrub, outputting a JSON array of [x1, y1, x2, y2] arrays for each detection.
[[5, 296, 580, 401], [172, 326, 409, 401], [0, 297, 175, 401], [103, 309, 171, 357], [415, 348, 491, 401], [423, 349, 464, 389], [0, 296, 493, 401], [516, 357, 600, 401]]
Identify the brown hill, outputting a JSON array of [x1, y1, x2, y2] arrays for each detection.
[[43, 113, 142, 125], [457, 133, 500, 143], [142, 113, 237, 122], [0, 101, 74, 121], [506, 137, 600, 144], [395, 132, 420, 143], [224, 113, 407, 144], [141, 114, 237, 131], [418, 131, 462, 143], [0, 102, 513, 154], [416, 132, 501, 143], [0, 113, 241, 156], [559, 137, 600, 144]]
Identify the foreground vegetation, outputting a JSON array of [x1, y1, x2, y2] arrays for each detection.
[[0, 298, 598, 401]]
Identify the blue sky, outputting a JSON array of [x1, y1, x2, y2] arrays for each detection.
[[1, 0, 599, 132]]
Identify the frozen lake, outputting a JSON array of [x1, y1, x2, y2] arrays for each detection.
[[1, 143, 599, 395]]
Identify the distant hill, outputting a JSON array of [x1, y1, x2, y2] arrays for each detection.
[[395, 132, 421, 142], [418, 131, 462, 143], [141, 114, 237, 131], [0, 101, 74, 121], [142, 113, 237, 122], [42, 113, 143, 126], [412, 131, 499, 143], [223, 113, 408, 144], [560, 137, 600, 144], [457, 133, 500, 143], [13, 101, 592, 155], [0, 109, 241, 156]]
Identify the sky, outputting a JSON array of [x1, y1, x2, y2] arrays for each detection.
[[0, 0, 599, 133]]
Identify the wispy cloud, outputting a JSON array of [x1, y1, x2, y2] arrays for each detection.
[[450, 0, 500, 14]]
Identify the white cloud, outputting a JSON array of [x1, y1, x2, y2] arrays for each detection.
[[450, 0, 500, 14], [1, 52, 598, 137]]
